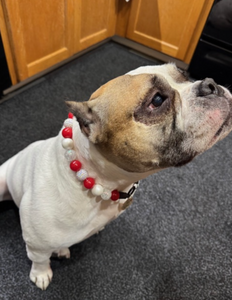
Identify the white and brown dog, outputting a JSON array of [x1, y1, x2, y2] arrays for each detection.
[[0, 64, 232, 290]]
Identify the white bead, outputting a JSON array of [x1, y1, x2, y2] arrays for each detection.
[[76, 169, 88, 181], [91, 184, 104, 196], [64, 150, 76, 161], [62, 138, 74, 150], [101, 189, 111, 200], [64, 118, 73, 128]]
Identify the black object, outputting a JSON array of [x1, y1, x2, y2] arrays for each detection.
[[188, 0, 232, 87], [119, 182, 139, 199], [0, 33, 11, 96]]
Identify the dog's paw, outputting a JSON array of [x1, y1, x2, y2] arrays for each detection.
[[30, 263, 53, 290], [52, 247, 70, 259]]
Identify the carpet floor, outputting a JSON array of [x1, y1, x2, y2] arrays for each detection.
[[1, 42, 232, 300]]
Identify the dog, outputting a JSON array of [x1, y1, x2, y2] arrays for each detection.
[[0, 63, 232, 290]]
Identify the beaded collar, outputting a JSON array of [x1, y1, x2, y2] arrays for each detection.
[[61, 113, 139, 202]]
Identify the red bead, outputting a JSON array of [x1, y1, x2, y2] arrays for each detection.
[[111, 190, 120, 201], [83, 177, 95, 189], [62, 127, 72, 138], [68, 112, 74, 119], [70, 160, 82, 172]]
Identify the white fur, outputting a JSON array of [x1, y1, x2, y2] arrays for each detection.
[[0, 118, 155, 290], [7, 122, 149, 247]]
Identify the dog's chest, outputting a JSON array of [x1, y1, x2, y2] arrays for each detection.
[[54, 190, 128, 247]]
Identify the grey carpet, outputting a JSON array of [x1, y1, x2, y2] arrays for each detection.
[[1, 42, 232, 300]]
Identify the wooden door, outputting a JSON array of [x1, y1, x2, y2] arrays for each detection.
[[126, 0, 213, 62], [74, 0, 117, 52], [1, 0, 117, 83], [2, 0, 75, 81]]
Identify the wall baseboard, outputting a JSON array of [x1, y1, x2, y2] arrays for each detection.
[[112, 35, 188, 70], [1, 36, 188, 103]]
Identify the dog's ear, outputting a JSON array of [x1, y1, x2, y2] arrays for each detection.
[[65, 101, 102, 142]]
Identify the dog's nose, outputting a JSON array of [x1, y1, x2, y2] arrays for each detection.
[[198, 78, 223, 97]]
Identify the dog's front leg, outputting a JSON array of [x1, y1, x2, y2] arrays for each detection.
[[26, 245, 53, 290]]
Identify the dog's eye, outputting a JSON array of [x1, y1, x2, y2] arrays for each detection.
[[150, 93, 166, 109]]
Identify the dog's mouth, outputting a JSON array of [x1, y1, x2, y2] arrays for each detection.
[[209, 102, 232, 147], [215, 115, 230, 137]]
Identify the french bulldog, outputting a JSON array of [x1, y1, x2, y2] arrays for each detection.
[[0, 63, 232, 290]]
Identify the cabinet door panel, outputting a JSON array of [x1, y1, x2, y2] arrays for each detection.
[[3, 0, 74, 81], [126, 0, 212, 60], [74, 0, 117, 51]]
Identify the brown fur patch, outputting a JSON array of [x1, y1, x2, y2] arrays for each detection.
[[66, 66, 232, 173]]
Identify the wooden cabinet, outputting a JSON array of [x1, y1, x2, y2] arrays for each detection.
[[0, 0, 117, 83], [75, 0, 117, 52], [1, 0, 75, 82], [125, 0, 214, 63], [0, 0, 213, 86]]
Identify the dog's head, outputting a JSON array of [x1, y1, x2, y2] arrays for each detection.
[[67, 64, 232, 173]]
